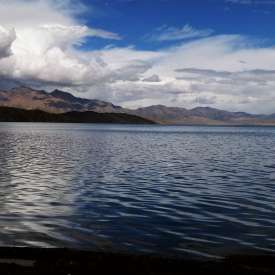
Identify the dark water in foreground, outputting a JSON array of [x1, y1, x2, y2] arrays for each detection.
[[0, 123, 275, 259]]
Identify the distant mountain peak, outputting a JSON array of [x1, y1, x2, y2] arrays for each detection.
[[0, 86, 125, 114], [51, 89, 76, 101]]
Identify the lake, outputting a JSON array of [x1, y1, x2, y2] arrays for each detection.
[[0, 123, 275, 259]]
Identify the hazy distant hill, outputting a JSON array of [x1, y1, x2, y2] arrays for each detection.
[[0, 107, 154, 124], [0, 86, 275, 125], [131, 105, 275, 125]]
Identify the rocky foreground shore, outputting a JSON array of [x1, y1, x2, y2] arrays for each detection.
[[0, 247, 274, 274]]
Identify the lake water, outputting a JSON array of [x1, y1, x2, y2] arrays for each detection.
[[0, 123, 275, 259]]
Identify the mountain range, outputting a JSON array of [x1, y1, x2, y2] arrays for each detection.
[[0, 86, 275, 125]]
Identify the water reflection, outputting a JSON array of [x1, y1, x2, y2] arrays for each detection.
[[0, 123, 275, 258]]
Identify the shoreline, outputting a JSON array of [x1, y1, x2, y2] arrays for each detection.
[[0, 247, 274, 274], [1, 121, 275, 127]]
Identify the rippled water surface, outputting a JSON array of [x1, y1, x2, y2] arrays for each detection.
[[0, 123, 275, 259]]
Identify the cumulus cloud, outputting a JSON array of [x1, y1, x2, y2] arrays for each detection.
[[0, 0, 123, 86]]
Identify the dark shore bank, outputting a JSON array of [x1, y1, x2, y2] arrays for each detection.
[[0, 106, 155, 124], [0, 248, 274, 274]]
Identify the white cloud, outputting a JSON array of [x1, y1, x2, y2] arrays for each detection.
[[146, 24, 214, 42], [0, 0, 122, 86], [81, 35, 275, 114], [0, 0, 77, 28], [0, 1, 275, 114]]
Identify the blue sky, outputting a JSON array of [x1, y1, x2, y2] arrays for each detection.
[[0, 0, 275, 113], [79, 0, 275, 50]]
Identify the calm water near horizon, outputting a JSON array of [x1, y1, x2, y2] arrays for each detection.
[[0, 123, 275, 259]]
